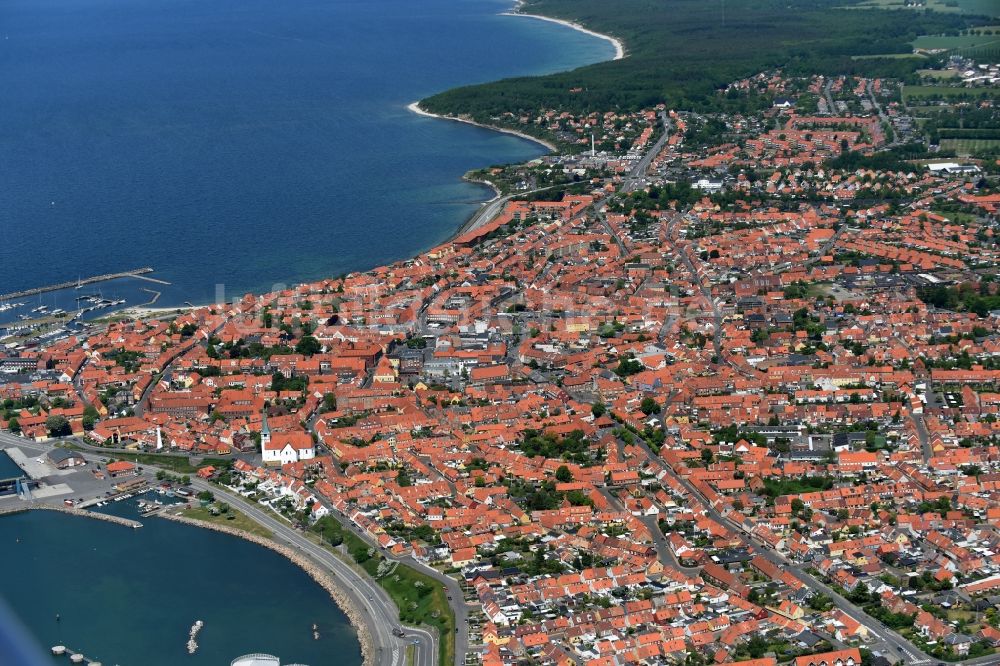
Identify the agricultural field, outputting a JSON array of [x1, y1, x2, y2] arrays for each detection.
[[851, 0, 1000, 15]]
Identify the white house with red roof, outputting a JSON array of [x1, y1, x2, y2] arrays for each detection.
[[262, 428, 315, 466]]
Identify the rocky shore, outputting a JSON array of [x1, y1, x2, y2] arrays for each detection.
[[0, 503, 143, 528], [159, 510, 376, 666]]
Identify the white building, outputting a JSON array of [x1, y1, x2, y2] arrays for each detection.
[[262, 431, 316, 465]]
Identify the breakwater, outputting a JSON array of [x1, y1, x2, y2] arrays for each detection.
[[0, 503, 143, 528], [0, 268, 155, 301], [158, 511, 376, 666]]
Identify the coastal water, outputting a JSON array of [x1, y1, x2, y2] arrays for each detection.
[[0, 0, 615, 306], [0, 505, 362, 666]]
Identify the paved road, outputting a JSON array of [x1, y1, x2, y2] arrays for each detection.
[[192, 480, 437, 666], [622, 110, 671, 192], [656, 456, 939, 665], [460, 184, 561, 239], [866, 80, 899, 148], [823, 79, 836, 114], [323, 502, 471, 666], [637, 513, 701, 576], [0, 433, 432, 666]]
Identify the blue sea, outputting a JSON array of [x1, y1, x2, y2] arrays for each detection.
[[0, 0, 614, 308], [0, 504, 364, 666], [0, 1, 613, 662]]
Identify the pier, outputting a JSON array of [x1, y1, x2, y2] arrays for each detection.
[[138, 288, 161, 307], [0, 268, 157, 301], [0, 503, 143, 528], [131, 274, 171, 286]]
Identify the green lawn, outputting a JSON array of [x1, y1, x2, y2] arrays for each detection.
[[378, 564, 456, 666], [310, 517, 456, 666], [180, 504, 274, 539], [108, 452, 231, 474], [851, 53, 926, 59], [903, 85, 1000, 103], [932, 207, 979, 223], [918, 68, 962, 79], [940, 137, 1000, 154], [762, 475, 834, 498]]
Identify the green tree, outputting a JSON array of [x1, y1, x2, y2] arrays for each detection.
[[555, 465, 574, 483], [6, 416, 20, 434], [295, 335, 322, 356], [82, 405, 100, 430], [45, 415, 71, 438], [640, 397, 660, 415], [396, 469, 412, 487]]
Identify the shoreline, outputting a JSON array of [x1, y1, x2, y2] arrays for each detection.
[[464, 175, 502, 203], [0, 503, 143, 528], [0, 501, 376, 666], [159, 510, 377, 666], [407, 101, 557, 152], [499, 10, 625, 60]]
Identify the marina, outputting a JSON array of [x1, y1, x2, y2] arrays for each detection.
[[0, 268, 156, 301]]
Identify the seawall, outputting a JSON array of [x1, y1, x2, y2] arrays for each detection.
[[0, 503, 143, 528], [158, 511, 376, 666]]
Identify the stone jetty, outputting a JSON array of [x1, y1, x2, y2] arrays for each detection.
[[159, 511, 376, 666], [0, 503, 143, 528]]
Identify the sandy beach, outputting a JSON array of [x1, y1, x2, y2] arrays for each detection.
[[500, 9, 625, 60], [407, 101, 557, 152]]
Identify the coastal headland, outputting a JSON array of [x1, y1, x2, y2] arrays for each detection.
[[407, 101, 557, 152]]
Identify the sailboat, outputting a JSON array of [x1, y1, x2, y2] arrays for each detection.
[[74, 276, 83, 290]]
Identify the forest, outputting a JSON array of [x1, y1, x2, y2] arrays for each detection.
[[421, 0, 981, 119]]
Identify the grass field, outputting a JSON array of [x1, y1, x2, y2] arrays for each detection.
[[918, 68, 962, 79], [913, 33, 1000, 50], [180, 504, 274, 539], [308, 520, 456, 666], [940, 137, 1000, 154], [110, 452, 233, 474], [903, 84, 1000, 102], [852, 53, 926, 59], [932, 207, 979, 223], [378, 564, 455, 666]]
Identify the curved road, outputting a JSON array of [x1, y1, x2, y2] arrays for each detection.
[[191, 479, 437, 666], [0, 432, 432, 666]]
